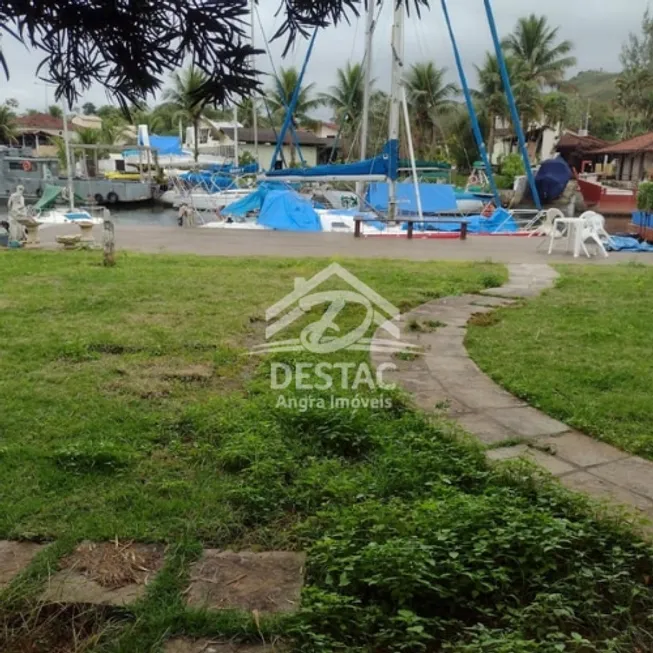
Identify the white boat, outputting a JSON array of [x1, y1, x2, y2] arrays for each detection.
[[169, 188, 253, 211]]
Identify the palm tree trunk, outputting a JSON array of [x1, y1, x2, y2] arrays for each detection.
[[487, 114, 496, 163], [193, 118, 199, 162]]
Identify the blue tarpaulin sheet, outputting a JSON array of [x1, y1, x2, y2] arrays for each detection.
[[403, 208, 518, 233], [535, 157, 572, 202], [257, 191, 323, 232], [266, 141, 399, 180], [607, 235, 653, 252], [179, 172, 235, 192], [367, 182, 459, 214]]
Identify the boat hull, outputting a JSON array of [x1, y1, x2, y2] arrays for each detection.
[[577, 178, 637, 216]]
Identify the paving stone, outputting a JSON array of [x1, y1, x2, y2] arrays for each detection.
[[0, 541, 45, 589], [186, 550, 305, 614], [423, 355, 482, 378], [524, 449, 576, 476], [456, 412, 516, 444], [164, 639, 282, 653], [486, 445, 528, 462], [560, 471, 653, 511], [485, 406, 569, 438], [589, 457, 653, 502], [42, 541, 164, 607], [444, 380, 526, 410], [411, 391, 468, 415], [538, 432, 629, 468], [469, 296, 517, 307]]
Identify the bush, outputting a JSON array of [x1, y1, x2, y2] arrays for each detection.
[[637, 181, 653, 212], [499, 153, 525, 187]]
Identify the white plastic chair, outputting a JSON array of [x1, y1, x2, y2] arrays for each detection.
[[578, 211, 612, 258], [535, 208, 567, 249]]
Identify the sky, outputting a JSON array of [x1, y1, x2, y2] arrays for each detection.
[[0, 0, 650, 113]]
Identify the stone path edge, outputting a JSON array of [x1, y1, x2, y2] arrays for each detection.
[[371, 263, 653, 522]]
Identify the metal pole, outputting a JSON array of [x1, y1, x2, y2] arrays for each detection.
[[356, 0, 375, 198], [61, 100, 75, 210], [401, 86, 423, 222], [268, 29, 318, 172], [387, 2, 404, 221], [234, 105, 240, 167], [482, 0, 541, 209], [251, 0, 259, 167], [440, 0, 501, 207], [359, 0, 375, 162]]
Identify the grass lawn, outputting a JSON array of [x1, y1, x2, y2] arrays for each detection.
[[2, 252, 653, 652], [467, 264, 653, 460]]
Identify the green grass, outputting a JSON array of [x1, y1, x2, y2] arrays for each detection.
[[2, 252, 653, 652], [467, 264, 653, 460]]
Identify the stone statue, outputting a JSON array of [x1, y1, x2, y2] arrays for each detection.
[[7, 185, 26, 242]]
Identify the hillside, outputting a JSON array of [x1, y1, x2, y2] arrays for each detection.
[[560, 70, 620, 103]]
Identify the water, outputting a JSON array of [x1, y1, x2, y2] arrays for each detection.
[[107, 204, 179, 227]]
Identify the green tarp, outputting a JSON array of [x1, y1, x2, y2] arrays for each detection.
[[34, 185, 85, 211]]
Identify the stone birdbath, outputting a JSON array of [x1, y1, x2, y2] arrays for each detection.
[[74, 220, 97, 247], [17, 216, 42, 249]]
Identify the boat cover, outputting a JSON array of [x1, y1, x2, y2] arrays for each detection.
[[607, 235, 653, 252], [257, 191, 322, 232], [367, 182, 458, 214], [34, 184, 85, 211], [535, 157, 572, 202], [179, 172, 235, 192], [404, 208, 518, 233], [266, 140, 399, 180]]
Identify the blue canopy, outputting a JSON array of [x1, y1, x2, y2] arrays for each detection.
[[535, 157, 571, 203], [149, 135, 184, 156], [180, 172, 235, 192], [266, 141, 399, 181], [257, 191, 322, 232], [367, 182, 458, 214]]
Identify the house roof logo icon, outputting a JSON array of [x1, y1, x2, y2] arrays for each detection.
[[250, 263, 419, 355]]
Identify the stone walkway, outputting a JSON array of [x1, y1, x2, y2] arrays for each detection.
[[372, 263, 653, 520]]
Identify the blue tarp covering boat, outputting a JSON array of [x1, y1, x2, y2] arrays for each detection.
[[257, 191, 323, 232], [403, 208, 518, 233], [367, 182, 459, 214], [535, 156, 572, 202], [179, 172, 235, 192], [266, 141, 399, 180]]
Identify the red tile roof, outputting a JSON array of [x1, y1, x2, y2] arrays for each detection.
[[593, 132, 653, 155], [557, 132, 608, 152], [15, 113, 76, 132]]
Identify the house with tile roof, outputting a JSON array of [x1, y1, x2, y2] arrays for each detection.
[[592, 132, 653, 182]]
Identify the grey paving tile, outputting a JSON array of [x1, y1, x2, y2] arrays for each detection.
[[485, 406, 569, 438], [590, 457, 653, 502], [560, 471, 653, 511], [538, 432, 629, 468]]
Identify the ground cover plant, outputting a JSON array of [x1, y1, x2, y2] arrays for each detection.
[[467, 264, 653, 460], [1, 252, 653, 652]]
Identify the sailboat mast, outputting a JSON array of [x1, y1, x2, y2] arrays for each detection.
[[356, 0, 376, 200], [359, 1, 375, 161], [387, 2, 404, 221], [250, 0, 259, 166], [61, 100, 75, 210]]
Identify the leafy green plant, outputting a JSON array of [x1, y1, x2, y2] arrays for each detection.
[[637, 181, 653, 212], [500, 153, 526, 187]]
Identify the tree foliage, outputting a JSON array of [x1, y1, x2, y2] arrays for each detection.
[[0, 104, 17, 144], [0, 1, 428, 111]]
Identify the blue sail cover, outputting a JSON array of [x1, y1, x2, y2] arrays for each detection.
[[367, 182, 458, 214], [257, 191, 322, 231], [535, 157, 572, 202], [180, 172, 235, 192], [266, 141, 399, 180], [206, 162, 260, 175]]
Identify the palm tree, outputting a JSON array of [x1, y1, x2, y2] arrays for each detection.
[[502, 14, 576, 88], [163, 66, 210, 161], [541, 92, 569, 129], [236, 97, 262, 129], [130, 104, 165, 135], [318, 62, 371, 159], [475, 53, 510, 155], [405, 62, 459, 158], [48, 105, 63, 118], [0, 105, 17, 144], [266, 66, 321, 129]]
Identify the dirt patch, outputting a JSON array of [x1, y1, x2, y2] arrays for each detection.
[[0, 541, 45, 589], [0, 604, 120, 653], [186, 550, 306, 614], [165, 639, 284, 653], [42, 541, 164, 607], [468, 312, 501, 328], [107, 361, 214, 399]]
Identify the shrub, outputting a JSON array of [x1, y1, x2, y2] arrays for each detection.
[[637, 181, 653, 212]]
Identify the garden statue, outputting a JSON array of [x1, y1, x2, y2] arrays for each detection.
[[7, 185, 26, 242]]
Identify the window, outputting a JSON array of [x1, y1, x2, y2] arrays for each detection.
[[8, 162, 24, 170]]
